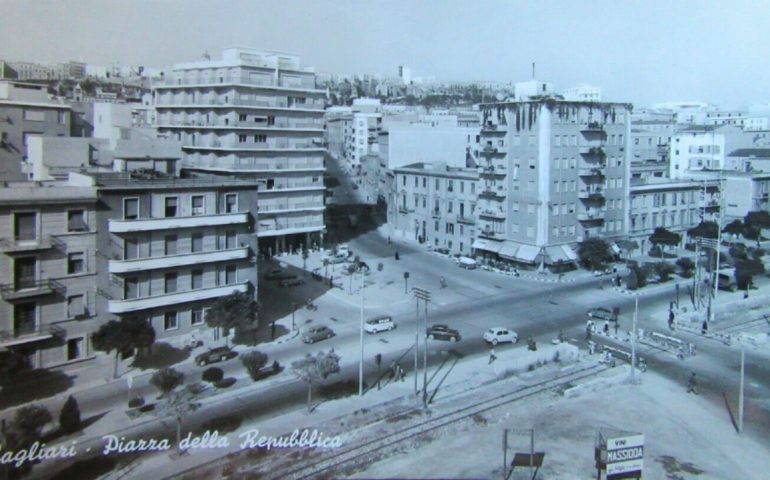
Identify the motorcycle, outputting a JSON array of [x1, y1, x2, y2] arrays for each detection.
[[637, 357, 647, 372], [306, 299, 318, 311]]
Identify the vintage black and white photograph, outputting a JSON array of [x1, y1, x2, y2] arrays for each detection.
[[1, 1, 770, 479]]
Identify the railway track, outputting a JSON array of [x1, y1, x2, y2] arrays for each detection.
[[236, 363, 608, 480]]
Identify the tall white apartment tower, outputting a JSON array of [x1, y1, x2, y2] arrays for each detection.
[[474, 98, 632, 269], [154, 48, 327, 254]]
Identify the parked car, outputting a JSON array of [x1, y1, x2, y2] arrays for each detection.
[[433, 247, 451, 257], [458, 257, 478, 269], [302, 326, 335, 344], [264, 268, 284, 280], [279, 278, 304, 287], [426, 324, 461, 342], [364, 315, 395, 333], [195, 346, 238, 366], [483, 327, 519, 345], [587, 307, 616, 322]]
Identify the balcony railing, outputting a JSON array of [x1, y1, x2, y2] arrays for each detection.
[[110, 247, 250, 274], [481, 123, 506, 134], [0, 278, 65, 300], [578, 168, 605, 177], [257, 222, 325, 237], [0, 324, 66, 348], [456, 215, 476, 225], [580, 121, 605, 132], [480, 166, 506, 178], [109, 212, 249, 233], [481, 145, 501, 155], [431, 209, 441, 218], [578, 189, 605, 200], [577, 211, 606, 222], [479, 229, 503, 240], [580, 146, 606, 157], [479, 189, 506, 199], [0, 236, 57, 253], [479, 209, 506, 219], [108, 282, 250, 314]]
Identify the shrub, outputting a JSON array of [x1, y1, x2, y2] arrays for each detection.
[[150, 367, 184, 396], [58, 395, 81, 434], [202, 367, 224, 384], [676, 257, 695, 278], [214, 377, 236, 389], [128, 396, 145, 408], [654, 262, 676, 282], [241, 351, 269, 381]]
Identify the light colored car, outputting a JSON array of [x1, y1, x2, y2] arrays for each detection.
[[302, 326, 334, 344], [587, 307, 615, 322], [364, 315, 395, 333], [483, 327, 519, 345]]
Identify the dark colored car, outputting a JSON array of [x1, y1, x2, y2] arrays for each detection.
[[195, 346, 238, 366], [279, 278, 304, 287], [587, 307, 615, 322], [426, 324, 461, 342], [302, 326, 335, 344], [264, 268, 284, 280]]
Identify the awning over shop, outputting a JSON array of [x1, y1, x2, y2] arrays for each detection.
[[516, 244, 541, 264], [472, 239, 503, 254], [498, 242, 520, 260], [561, 245, 578, 261], [610, 242, 621, 255], [544, 246, 571, 264]]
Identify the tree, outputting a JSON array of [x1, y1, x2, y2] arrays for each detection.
[[241, 351, 269, 380], [625, 265, 650, 290], [201, 367, 224, 384], [11, 404, 52, 444], [347, 263, 357, 293], [92, 317, 156, 378], [150, 367, 184, 398], [735, 258, 765, 290], [205, 291, 258, 346], [723, 220, 746, 244], [291, 350, 341, 413], [156, 385, 201, 453], [577, 238, 613, 271], [745, 211, 770, 246], [676, 257, 696, 278], [654, 262, 676, 282], [58, 395, 81, 434], [0, 350, 27, 382], [687, 221, 719, 240], [648, 227, 681, 256]]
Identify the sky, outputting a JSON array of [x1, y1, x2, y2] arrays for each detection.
[[2, 0, 770, 107]]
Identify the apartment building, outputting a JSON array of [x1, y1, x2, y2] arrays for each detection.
[[391, 162, 478, 255], [629, 180, 703, 242], [473, 98, 632, 269], [0, 182, 98, 368], [0, 81, 72, 181], [154, 48, 327, 255], [67, 172, 260, 345]]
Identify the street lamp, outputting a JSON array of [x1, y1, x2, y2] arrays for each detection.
[[357, 262, 370, 396], [291, 302, 298, 331], [413, 287, 431, 407]]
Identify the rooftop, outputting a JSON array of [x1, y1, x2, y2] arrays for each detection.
[[72, 171, 262, 190], [727, 148, 770, 158]]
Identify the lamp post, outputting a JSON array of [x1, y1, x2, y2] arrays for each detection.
[[358, 264, 368, 396], [291, 302, 298, 331], [413, 287, 431, 407], [630, 294, 639, 384]]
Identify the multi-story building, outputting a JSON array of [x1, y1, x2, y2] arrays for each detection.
[[629, 180, 703, 244], [0, 81, 73, 180], [391, 162, 478, 255], [631, 120, 674, 163], [0, 181, 98, 368], [720, 172, 770, 218], [473, 98, 632, 269], [561, 84, 602, 102], [154, 48, 327, 254], [68, 171, 260, 345]]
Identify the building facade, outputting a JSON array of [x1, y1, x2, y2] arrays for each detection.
[[391, 163, 478, 255], [474, 99, 632, 268], [0, 183, 98, 368], [629, 180, 703, 243], [154, 48, 327, 255]]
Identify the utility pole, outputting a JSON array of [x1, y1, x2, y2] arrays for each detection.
[[630, 294, 638, 384], [359, 267, 366, 396], [711, 172, 724, 327], [414, 292, 419, 396], [739, 347, 745, 433], [413, 287, 431, 407]]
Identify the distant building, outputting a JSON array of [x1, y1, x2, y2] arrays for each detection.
[[381, 120, 479, 169], [398, 65, 411, 85], [629, 180, 703, 242], [725, 148, 770, 173], [513, 80, 553, 100], [0, 81, 73, 181], [154, 47, 327, 254], [391, 162, 479, 255], [561, 84, 601, 102]]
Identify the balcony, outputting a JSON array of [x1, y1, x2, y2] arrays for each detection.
[[0, 279, 65, 301], [185, 140, 325, 151], [480, 166, 506, 178], [580, 146, 606, 157], [580, 121, 605, 133], [398, 206, 410, 214], [701, 200, 720, 210], [109, 212, 249, 233], [431, 209, 441, 218], [577, 211, 606, 223], [479, 209, 506, 220], [456, 215, 476, 225], [108, 282, 249, 314], [479, 189, 506, 200], [479, 229, 503, 240], [578, 168, 605, 178], [110, 247, 250, 274], [257, 221, 325, 237], [480, 145, 504, 156], [0, 324, 66, 348], [0, 235, 63, 253], [155, 97, 326, 111], [578, 189, 605, 201], [481, 123, 506, 134]]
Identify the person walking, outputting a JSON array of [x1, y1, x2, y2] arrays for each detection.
[[613, 321, 619, 336], [399, 364, 406, 382], [687, 373, 698, 394], [603, 321, 610, 335], [488, 347, 497, 364]]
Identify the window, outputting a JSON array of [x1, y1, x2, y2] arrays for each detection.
[[414, 176, 418, 187], [402, 176, 406, 186], [67, 294, 85, 317], [164, 197, 178, 217], [191, 233, 203, 253], [254, 134, 266, 143], [165, 273, 178, 293], [471, 183, 475, 194], [58, 111, 67, 124], [164, 311, 178, 331], [68, 252, 84, 274], [526, 226, 535, 238], [14, 212, 36, 240], [239, 114, 247, 122], [225, 230, 237, 249], [447, 202, 453, 213], [191, 195, 204, 216], [225, 193, 237, 213], [448, 180, 454, 192], [67, 338, 83, 361], [434, 220, 439, 232], [422, 177, 427, 188], [124, 238, 139, 260], [191, 308, 204, 326], [225, 265, 237, 284], [164, 235, 178, 255], [239, 134, 247, 143], [124, 198, 139, 220], [435, 179, 439, 189], [191, 270, 203, 289], [67, 210, 87, 232], [124, 278, 139, 299], [23, 110, 45, 121], [446, 223, 454, 235]]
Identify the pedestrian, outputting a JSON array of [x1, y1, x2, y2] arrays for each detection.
[[668, 310, 675, 330], [614, 321, 619, 336], [687, 373, 698, 394], [395, 251, 400, 260], [489, 347, 497, 364], [586, 322, 592, 340], [399, 365, 406, 382], [603, 321, 609, 335], [701, 320, 708, 335], [389, 361, 396, 380], [388, 236, 391, 244]]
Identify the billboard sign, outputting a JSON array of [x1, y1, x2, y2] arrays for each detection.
[[606, 434, 644, 479]]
